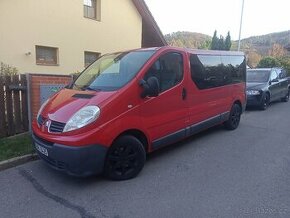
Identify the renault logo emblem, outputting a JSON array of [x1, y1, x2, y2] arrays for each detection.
[[45, 120, 51, 128]]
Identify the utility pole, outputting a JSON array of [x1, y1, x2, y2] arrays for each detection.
[[238, 0, 245, 51]]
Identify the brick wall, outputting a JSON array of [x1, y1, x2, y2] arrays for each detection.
[[29, 74, 73, 121]]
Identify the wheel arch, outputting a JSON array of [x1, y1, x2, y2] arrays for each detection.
[[232, 99, 243, 113], [113, 129, 149, 153], [233, 100, 242, 108], [264, 91, 271, 100]]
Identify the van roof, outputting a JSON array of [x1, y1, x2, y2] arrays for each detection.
[[134, 46, 244, 56], [185, 48, 244, 56]]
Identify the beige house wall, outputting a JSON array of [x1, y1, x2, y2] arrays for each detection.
[[0, 0, 142, 74]]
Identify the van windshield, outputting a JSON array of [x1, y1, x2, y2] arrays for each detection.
[[247, 70, 270, 83], [72, 50, 155, 91]]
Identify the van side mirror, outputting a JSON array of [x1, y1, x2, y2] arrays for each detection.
[[140, 77, 159, 98]]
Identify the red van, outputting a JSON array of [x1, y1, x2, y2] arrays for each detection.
[[32, 47, 246, 180]]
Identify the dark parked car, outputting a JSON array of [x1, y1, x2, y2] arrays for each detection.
[[246, 68, 290, 110], [288, 77, 290, 85]]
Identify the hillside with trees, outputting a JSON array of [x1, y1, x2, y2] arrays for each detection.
[[239, 30, 290, 54], [164, 30, 290, 73], [234, 30, 290, 67], [165, 30, 289, 55], [164, 31, 211, 49]]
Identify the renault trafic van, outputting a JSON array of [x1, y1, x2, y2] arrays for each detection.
[[32, 46, 246, 180]]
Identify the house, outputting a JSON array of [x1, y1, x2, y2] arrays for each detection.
[[0, 0, 166, 74]]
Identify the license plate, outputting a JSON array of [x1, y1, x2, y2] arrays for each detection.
[[35, 143, 48, 156]]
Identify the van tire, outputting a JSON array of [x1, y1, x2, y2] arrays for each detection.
[[104, 135, 146, 180], [224, 104, 241, 130]]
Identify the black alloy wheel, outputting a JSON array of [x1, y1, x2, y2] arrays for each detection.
[[104, 135, 146, 180], [224, 104, 242, 130], [260, 93, 270, 110]]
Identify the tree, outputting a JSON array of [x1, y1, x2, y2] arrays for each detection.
[[247, 51, 262, 68], [257, 56, 290, 76], [224, 32, 232, 51], [278, 56, 290, 76], [0, 62, 18, 76], [210, 30, 219, 50], [210, 31, 232, 51], [257, 56, 281, 68], [198, 39, 211, 49], [218, 35, 225, 50], [268, 43, 287, 57]]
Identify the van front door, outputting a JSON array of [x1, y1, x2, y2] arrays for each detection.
[[140, 52, 189, 151]]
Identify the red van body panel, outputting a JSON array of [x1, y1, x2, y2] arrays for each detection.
[[41, 89, 116, 123], [32, 46, 246, 176], [136, 49, 190, 150], [33, 79, 147, 147]]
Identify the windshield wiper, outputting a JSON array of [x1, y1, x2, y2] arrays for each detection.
[[82, 86, 102, 91]]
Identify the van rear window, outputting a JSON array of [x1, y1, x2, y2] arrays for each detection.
[[190, 54, 246, 89]]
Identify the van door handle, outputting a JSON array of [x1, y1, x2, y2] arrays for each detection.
[[182, 88, 187, 100]]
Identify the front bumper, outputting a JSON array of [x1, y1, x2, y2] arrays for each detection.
[[32, 133, 108, 177], [246, 94, 263, 106]]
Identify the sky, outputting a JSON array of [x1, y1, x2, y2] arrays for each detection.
[[144, 0, 290, 40]]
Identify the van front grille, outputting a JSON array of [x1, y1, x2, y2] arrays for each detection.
[[49, 120, 66, 133], [37, 115, 66, 133]]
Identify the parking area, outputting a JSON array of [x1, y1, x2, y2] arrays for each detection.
[[1, 101, 290, 218]]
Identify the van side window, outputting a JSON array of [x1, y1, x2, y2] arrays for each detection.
[[190, 54, 246, 89], [144, 52, 183, 92], [190, 54, 222, 89], [221, 55, 246, 83]]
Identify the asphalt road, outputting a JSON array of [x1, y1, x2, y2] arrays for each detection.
[[1, 101, 290, 218]]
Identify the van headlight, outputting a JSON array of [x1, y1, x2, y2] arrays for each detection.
[[63, 106, 100, 132]]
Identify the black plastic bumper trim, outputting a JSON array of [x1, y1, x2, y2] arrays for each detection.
[[152, 112, 230, 151], [32, 133, 108, 177]]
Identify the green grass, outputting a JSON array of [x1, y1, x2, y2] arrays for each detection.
[[0, 133, 34, 162]]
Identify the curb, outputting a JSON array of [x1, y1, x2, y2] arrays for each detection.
[[0, 153, 39, 172]]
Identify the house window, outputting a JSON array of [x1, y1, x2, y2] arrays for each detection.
[[85, 51, 100, 67], [36, 46, 58, 65], [84, 0, 100, 20]]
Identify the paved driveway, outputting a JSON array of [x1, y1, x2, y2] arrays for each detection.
[[1, 101, 290, 218]]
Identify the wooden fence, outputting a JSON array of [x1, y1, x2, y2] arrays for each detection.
[[0, 75, 29, 138]]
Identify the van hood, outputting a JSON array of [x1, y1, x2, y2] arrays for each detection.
[[246, 82, 267, 90], [41, 88, 116, 123]]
